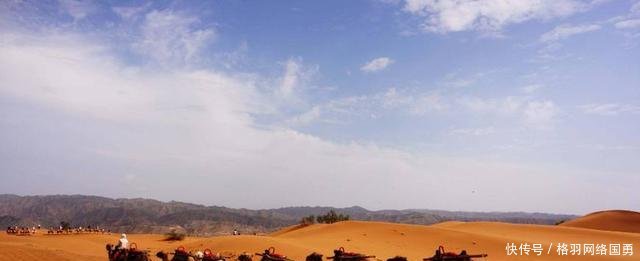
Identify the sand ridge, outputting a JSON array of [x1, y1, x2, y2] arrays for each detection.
[[559, 210, 640, 234], [2, 220, 640, 261]]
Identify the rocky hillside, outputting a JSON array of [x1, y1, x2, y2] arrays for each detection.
[[0, 194, 576, 236]]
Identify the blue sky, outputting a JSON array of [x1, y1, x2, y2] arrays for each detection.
[[1, 0, 639, 214]]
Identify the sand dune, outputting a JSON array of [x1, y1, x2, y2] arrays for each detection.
[[559, 210, 640, 234], [2, 220, 640, 261]]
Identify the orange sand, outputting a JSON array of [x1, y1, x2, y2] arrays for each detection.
[[1, 214, 639, 261], [560, 210, 640, 234]]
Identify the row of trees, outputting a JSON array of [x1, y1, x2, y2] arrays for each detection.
[[300, 210, 350, 225]]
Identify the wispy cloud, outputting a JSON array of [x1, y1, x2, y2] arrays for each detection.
[[402, 0, 596, 33], [521, 84, 543, 94], [112, 3, 151, 20], [539, 24, 601, 42], [133, 10, 215, 66], [524, 100, 558, 129], [277, 57, 318, 102], [59, 0, 96, 21], [450, 127, 496, 136], [457, 96, 524, 115], [614, 19, 640, 29], [286, 106, 322, 126], [361, 57, 394, 73], [632, 1, 640, 14], [579, 103, 640, 115]]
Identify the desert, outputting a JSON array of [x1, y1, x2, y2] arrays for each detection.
[[2, 210, 639, 261]]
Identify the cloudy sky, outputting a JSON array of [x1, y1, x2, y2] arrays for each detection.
[[1, 0, 639, 214]]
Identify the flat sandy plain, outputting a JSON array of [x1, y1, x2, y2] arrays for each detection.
[[1, 210, 639, 261]]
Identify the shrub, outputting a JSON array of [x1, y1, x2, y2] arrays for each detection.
[[301, 215, 316, 225], [316, 210, 349, 224], [164, 229, 186, 241], [60, 221, 71, 230]]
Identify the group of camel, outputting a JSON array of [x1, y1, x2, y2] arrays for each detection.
[[5, 225, 110, 236], [46, 227, 110, 235], [5, 226, 36, 236], [106, 245, 488, 261]]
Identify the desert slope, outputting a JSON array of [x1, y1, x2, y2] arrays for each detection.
[[2, 220, 640, 261], [559, 210, 640, 234]]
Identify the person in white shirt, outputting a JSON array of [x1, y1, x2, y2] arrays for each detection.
[[116, 233, 129, 250]]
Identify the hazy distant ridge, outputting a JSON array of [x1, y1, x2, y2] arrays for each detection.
[[0, 194, 576, 236]]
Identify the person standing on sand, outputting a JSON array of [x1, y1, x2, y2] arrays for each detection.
[[116, 233, 129, 250]]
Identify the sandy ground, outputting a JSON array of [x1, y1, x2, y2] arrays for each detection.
[[1, 212, 639, 261], [560, 210, 640, 234]]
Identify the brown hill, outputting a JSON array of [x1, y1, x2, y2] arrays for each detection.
[[0, 194, 576, 236], [559, 210, 640, 233]]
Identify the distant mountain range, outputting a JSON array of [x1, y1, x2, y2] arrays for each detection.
[[0, 194, 577, 236]]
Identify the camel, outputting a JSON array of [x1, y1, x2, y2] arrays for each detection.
[[305, 252, 323, 261], [328, 247, 375, 261], [237, 252, 253, 261], [386, 256, 407, 261], [255, 247, 294, 261], [201, 249, 235, 261], [156, 246, 194, 261], [106, 243, 150, 261], [422, 246, 487, 261]]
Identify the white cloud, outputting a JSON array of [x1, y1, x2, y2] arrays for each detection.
[[450, 127, 496, 136], [614, 19, 640, 29], [0, 33, 259, 124], [361, 57, 394, 72], [277, 57, 318, 102], [112, 3, 151, 20], [524, 100, 558, 128], [287, 106, 322, 126], [59, 0, 96, 20], [522, 84, 543, 94], [134, 10, 215, 65], [458, 96, 524, 115], [579, 103, 640, 115], [539, 24, 601, 42], [381, 87, 412, 108], [403, 0, 592, 33], [284, 87, 448, 125], [457, 96, 559, 129], [280, 58, 302, 99], [411, 93, 448, 114], [364, 88, 447, 114], [632, 1, 640, 14]]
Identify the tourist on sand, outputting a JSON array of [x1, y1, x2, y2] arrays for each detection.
[[116, 233, 129, 250]]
